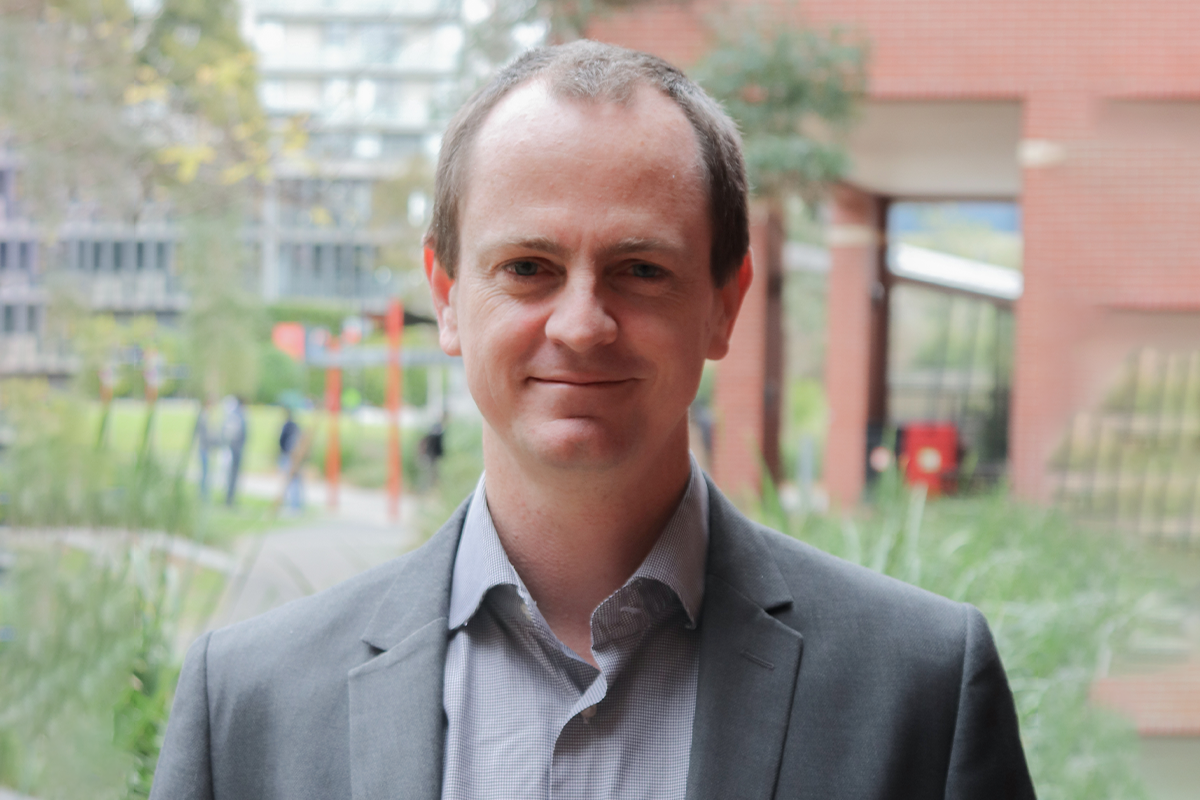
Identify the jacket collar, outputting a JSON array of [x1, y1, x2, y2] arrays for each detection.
[[686, 476, 804, 800], [348, 501, 467, 800]]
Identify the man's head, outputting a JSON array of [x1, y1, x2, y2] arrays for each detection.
[[426, 40, 749, 287], [425, 41, 753, 477]]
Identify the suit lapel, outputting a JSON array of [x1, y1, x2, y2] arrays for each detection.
[[687, 481, 804, 800], [348, 502, 467, 800]]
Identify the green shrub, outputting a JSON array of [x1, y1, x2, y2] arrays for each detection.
[[0, 546, 183, 800], [255, 345, 307, 406]]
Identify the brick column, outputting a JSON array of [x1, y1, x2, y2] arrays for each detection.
[[1010, 92, 1093, 501], [712, 204, 779, 500], [824, 185, 883, 508]]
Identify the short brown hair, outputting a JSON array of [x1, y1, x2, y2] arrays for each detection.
[[426, 40, 749, 286]]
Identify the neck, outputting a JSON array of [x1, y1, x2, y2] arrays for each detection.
[[482, 425, 692, 664]]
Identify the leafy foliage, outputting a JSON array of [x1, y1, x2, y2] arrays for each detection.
[[179, 215, 263, 401], [754, 476, 1161, 799], [0, 544, 183, 799], [694, 11, 867, 200], [0, 383, 198, 536], [0, 0, 149, 222]]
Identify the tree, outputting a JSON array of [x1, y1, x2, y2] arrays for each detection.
[[693, 9, 867, 204], [0, 0, 275, 401]]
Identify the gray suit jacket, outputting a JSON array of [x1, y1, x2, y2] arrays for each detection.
[[151, 479, 1035, 799]]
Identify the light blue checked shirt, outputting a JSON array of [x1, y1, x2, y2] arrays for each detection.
[[441, 457, 710, 800]]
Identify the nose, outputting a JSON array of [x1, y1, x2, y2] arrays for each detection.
[[544, 273, 618, 352]]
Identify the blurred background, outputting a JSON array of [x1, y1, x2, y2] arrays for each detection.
[[1, 0, 1198, 797]]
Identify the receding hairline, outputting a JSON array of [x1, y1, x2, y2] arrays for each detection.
[[463, 76, 707, 191], [427, 40, 749, 286]]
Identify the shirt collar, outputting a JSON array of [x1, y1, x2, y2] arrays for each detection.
[[448, 454, 710, 630]]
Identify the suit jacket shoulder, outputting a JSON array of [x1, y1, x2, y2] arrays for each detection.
[[151, 501, 467, 800], [690, 480, 1035, 800]]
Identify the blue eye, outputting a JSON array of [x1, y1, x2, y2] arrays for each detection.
[[630, 263, 662, 278], [509, 261, 539, 276]]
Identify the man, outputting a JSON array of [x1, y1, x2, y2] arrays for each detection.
[[193, 396, 213, 502], [151, 41, 1034, 799], [278, 407, 304, 511], [222, 395, 247, 507]]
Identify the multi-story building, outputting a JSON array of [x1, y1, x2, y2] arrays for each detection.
[[0, 154, 72, 380], [0, 145, 187, 382], [245, 0, 464, 304]]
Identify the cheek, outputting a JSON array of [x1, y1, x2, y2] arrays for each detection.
[[459, 295, 548, 372]]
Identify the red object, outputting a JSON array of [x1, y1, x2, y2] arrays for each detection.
[[325, 336, 341, 510], [385, 299, 404, 523], [272, 322, 306, 361], [902, 423, 958, 495]]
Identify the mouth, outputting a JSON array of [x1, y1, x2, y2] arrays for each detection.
[[529, 375, 635, 388]]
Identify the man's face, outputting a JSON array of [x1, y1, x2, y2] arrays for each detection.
[[428, 82, 747, 474]]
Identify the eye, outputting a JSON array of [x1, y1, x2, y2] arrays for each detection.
[[506, 260, 540, 277], [629, 262, 663, 279]]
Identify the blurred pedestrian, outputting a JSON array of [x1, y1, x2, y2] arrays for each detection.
[[222, 396, 247, 507], [419, 417, 445, 488], [193, 397, 213, 502], [278, 408, 304, 511]]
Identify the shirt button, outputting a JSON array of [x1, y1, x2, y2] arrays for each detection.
[[520, 600, 533, 621], [580, 704, 597, 720]]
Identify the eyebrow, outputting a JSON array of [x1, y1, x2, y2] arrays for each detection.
[[481, 235, 682, 262]]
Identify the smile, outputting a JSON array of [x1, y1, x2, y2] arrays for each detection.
[[529, 377, 635, 388]]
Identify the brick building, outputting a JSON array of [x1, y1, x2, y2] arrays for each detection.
[[590, 0, 1200, 506]]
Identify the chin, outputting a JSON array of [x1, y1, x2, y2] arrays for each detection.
[[518, 418, 639, 472]]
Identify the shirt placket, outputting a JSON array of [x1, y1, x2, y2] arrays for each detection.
[[548, 582, 670, 800]]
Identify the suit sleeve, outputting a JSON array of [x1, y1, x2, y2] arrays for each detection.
[[150, 631, 216, 800], [943, 606, 1037, 800]]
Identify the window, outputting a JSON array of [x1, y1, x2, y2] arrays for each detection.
[[3, 306, 13, 333], [26, 305, 38, 333]]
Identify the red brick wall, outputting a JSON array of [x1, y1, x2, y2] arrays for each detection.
[[824, 187, 881, 507], [593, 0, 1200, 502]]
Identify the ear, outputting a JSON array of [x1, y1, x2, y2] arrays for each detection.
[[706, 251, 754, 360], [425, 245, 461, 357]]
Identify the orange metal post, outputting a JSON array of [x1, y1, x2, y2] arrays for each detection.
[[385, 299, 404, 522], [325, 336, 342, 510]]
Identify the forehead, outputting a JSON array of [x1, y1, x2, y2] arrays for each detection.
[[477, 77, 701, 153], [459, 82, 709, 251]]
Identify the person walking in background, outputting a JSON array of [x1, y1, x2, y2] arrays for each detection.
[[418, 415, 446, 489], [222, 396, 247, 507], [278, 408, 304, 512], [193, 397, 213, 502]]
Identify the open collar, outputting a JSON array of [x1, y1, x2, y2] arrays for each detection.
[[448, 457, 711, 633]]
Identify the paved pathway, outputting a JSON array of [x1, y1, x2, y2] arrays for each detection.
[[209, 516, 421, 628], [203, 472, 425, 631], [239, 470, 406, 529]]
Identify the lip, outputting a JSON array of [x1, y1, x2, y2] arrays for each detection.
[[529, 375, 635, 387]]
